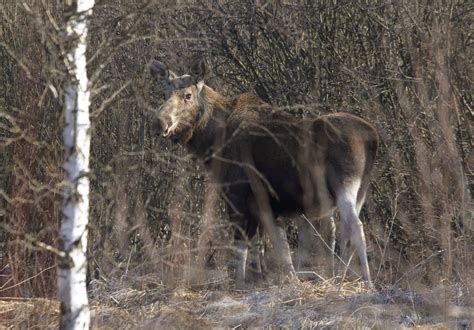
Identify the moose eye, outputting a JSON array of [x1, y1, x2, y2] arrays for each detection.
[[184, 93, 192, 101]]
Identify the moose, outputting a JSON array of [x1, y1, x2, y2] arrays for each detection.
[[148, 60, 379, 286]]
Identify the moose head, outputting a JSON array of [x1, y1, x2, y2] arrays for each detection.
[[148, 60, 207, 144]]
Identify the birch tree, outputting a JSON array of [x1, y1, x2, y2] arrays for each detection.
[[58, 0, 95, 328]]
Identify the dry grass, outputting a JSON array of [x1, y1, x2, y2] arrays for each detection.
[[1, 276, 472, 329], [0, 1, 472, 329], [0, 298, 59, 328]]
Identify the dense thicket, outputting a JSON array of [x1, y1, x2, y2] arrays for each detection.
[[1, 0, 472, 297]]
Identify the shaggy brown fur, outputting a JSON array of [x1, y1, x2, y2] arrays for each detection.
[[148, 60, 378, 285]]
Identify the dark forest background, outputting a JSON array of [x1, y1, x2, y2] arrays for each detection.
[[0, 0, 472, 298]]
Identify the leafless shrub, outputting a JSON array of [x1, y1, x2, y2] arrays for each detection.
[[0, 0, 471, 307]]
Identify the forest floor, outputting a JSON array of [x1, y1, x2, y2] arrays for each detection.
[[1, 274, 472, 329]]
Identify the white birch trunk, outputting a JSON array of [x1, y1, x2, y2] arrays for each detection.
[[59, 0, 94, 329]]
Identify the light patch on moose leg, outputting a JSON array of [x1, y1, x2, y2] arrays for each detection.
[[337, 178, 372, 286], [234, 241, 248, 287], [248, 234, 263, 274], [337, 179, 359, 264], [275, 218, 297, 282], [356, 188, 367, 215], [329, 215, 336, 278]]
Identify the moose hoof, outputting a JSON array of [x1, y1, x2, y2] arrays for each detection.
[[363, 280, 375, 291]]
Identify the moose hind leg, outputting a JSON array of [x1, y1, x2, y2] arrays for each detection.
[[297, 215, 336, 279], [336, 179, 371, 285]]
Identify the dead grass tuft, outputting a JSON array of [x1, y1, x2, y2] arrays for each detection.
[[0, 277, 472, 328], [0, 298, 59, 328]]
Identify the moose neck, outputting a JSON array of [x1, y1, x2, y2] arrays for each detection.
[[185, 85, 232, 159]]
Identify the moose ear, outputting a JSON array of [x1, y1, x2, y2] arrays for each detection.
[[190, 59, 207, 82], [196, 81, 205, 93], [148, 60, 178, 81]]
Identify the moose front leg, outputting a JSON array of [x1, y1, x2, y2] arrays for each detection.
[[234, 239, 249, 286], [247, 227, 267, 277], [246, 204, 296, 283], [228, 215, 255, 287], [225, 189, 258, 286], [250, 220, 296, 283], [274, 217, 297, 282]]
